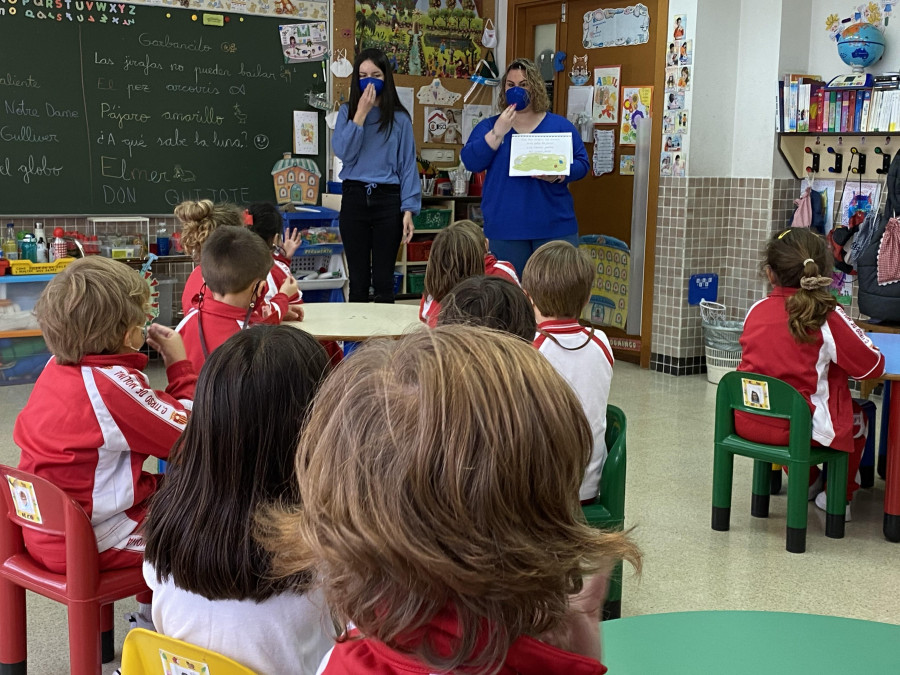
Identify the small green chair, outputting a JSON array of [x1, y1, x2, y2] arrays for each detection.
[[712, 372, 848, 554], [582, 404, 627, 620]]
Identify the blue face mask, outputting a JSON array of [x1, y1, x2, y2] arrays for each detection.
[[505, 86, 530, 111], [359, 77, 385, 96]]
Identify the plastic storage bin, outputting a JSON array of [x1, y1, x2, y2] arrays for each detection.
[[408, 271, 426, 295], [413, 208, 452, 230], [407, 240, 433, 262], [705, 347, 742, 385]]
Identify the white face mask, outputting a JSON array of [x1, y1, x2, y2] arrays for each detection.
[[331, 50, 353, 78], [481, 18, 497, 49], [325, 108, 339, 130]]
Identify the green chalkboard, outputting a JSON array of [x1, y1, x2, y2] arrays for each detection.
[[0, 5, 326, 214]]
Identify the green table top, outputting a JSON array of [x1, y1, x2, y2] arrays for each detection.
[[602, 611, 900, 674]]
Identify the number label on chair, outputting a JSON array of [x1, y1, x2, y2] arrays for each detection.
[[161, 648, 209, 674], [741, 378, 771, 410], [6, 476, 42, 524]]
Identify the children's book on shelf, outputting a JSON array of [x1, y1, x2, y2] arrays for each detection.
[[778, 78, 900, 134]]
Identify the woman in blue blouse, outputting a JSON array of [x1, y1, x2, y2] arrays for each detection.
[[460, 58, 590, 274], [333, 48, 421, 303]]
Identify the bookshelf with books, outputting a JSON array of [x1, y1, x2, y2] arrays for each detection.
[[776, 73, 900, 181]]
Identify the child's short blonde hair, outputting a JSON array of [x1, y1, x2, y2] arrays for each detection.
[[35, 257, 149, 365], [449, 218, 486, 244], [423, 224, 484, 302], [265, 325, 640, 672], [522, 241, 594, 319], [175, 199, 244, 258]]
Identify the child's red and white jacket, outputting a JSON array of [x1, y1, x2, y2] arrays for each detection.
[[15, 352, 196, 567], [736, 287, 885, 451], [484, 253, 520, 286], [315, 608, 607, 675]]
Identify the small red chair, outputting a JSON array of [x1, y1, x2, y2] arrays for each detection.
[[0, 464, 149, 675]]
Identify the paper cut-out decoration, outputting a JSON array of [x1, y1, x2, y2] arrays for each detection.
[[293, 110, 319, 155], [570, 55, 591, 85], [417, 79, 462, 106], [592, 129, 616, 176], [620, 154, 635, 176], [271, 152, 322, 205], [7, 476, 42, 524], [583, 4, 650, 49]]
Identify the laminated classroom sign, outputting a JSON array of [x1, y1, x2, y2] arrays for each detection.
[[579, 237, 630, 330], [620, 86, 653, 145], [7, 476, 42, 524], [509, 133, 573, 177], [583, 4, 651, 48]]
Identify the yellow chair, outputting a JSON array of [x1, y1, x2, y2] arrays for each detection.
[[121, 628, 257, 674]]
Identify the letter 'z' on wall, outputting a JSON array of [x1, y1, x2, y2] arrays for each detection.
[[0, 6, 325, 214]]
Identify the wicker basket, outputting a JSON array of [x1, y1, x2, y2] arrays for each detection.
[[706, 346, 741, 385]]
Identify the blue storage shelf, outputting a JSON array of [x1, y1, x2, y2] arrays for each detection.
[[0, 274, 55, 283]]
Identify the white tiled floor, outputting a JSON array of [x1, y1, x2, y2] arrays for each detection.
[[1, 361, 898, 672]]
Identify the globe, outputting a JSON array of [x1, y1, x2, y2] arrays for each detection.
[[837, 23, 885, 72]]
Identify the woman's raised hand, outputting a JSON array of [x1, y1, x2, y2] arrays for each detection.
[[492, 104, 518, 137]]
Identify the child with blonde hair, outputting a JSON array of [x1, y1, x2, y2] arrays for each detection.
[[266, 325, 640, 673], [737, 228, 884, 519], [176, 226, 297, 370], [15, 257, 196, 628], [450, 219, 520, 286], [176, 199, 244, 314], [419, 224, 484, 327], [523, 241, 614, 504]]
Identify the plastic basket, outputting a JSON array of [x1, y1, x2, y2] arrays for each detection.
[[407, 240, 433, 262], [290, 254, 346, 290], [413, 209, 452, 230], [699, 299, 726, 323], [9, 258, 75, 275], [408, 271, 426, 295], [706, 346, 742, 385]]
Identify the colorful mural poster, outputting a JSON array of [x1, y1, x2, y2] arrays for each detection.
[[280, 22, 328, 63], [620, 86, 652, 145], [355, 1, 485, 78]]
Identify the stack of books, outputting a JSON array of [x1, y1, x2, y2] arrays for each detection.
[[778, 72, 900, 133]]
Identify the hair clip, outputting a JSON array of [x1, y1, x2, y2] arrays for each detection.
[[243, 209, 253, 226], [778, 229, 791, 239]]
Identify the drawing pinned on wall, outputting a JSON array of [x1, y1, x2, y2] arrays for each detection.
[[663, 112, 676, 134], [663, 134, 682, 152], [672, 14, 686, 40], [665, 67, 679, 92], [620, 86, 652, 145], [666, 90, 685, 110], [667, 41, 679, 67], [424, 107, 462, 144], [679, 40, 693, 65], [660, 152, 673, 176], [292, 110, 318, 155], [592, 66, 621, 123], [620, 154, 635, 176], [280, 22, 327, 63], [583, 4, 651, 48], [397, 86, 415, 120], [417, 78, 462, 106], [676, 109, 689, 133], [673, 151, 686, 177], [678, 65, 691, 91]]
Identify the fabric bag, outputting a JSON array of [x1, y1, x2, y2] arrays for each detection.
[[858, 151, 900, 319], [481, 18, 497, 48]]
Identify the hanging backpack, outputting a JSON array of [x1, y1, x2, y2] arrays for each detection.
[[858, 152, 900, 320]]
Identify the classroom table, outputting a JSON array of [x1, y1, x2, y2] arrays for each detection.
[[283, 302, 422, 342], [602, 611, 900, 673], [864, 331, 900, 541]]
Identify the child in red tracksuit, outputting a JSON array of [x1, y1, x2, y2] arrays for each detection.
[[264, 326, 641, 674], [15, 257, 196, 628], [246, 201, 305, 322], [451, 218, 521, 286], [737, 228, 885, 519], [175, 199, 244, 315], [176, 226, 297, 372]]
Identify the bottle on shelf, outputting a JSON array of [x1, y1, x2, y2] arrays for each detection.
[[156, 222, 170, 256], [33, 222, 47, 264], [21, 234, 37, 263], [16, 230, 24, 260], [2, 223, 18, 260], [50, 228, 67, 262]]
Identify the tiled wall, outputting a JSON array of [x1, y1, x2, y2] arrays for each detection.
[[0, 215, 193, 326], [651, 176, 800, 375]]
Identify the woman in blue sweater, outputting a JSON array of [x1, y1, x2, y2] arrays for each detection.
[[333, 48, 420, 302], [461, 58, 590, 274]]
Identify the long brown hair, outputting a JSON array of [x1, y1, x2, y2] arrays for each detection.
[[765, 228, 836, 343], [263, 326, 641, 673], [144, 325, 329, 601]]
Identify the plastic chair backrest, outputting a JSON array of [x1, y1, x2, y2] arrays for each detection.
[[597, 405, 627, 520], [121, 628, 257, 674], [0, 464, 101, 597], [715, 372, 813, 460]]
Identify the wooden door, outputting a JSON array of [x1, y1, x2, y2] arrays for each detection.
[[508, 0, 667, 367]]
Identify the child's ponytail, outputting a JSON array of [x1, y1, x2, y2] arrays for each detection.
[[766, 229, 836, 344]]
